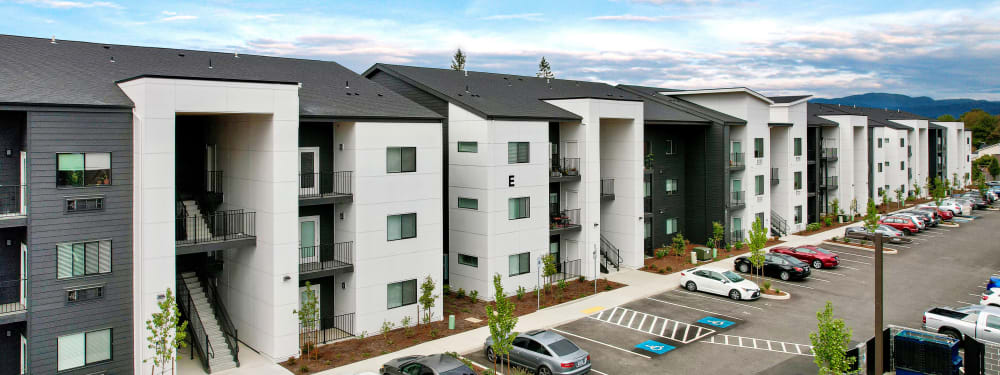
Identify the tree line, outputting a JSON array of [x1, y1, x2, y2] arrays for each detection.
[[937, 109, 999, 148]]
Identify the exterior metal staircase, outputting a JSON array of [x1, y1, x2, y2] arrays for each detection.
[[770, 210, 788, 237], [599, 234, 623, 274], [178, 272, 239, 373]]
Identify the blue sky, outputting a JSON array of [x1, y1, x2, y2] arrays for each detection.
[[3, 0, 1000, 99]]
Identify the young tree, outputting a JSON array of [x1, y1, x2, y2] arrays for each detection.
[[932, 176, 947, 206], [450, 48, 466, 71], [830, 199, 840, 221], [419, 276, 438, 327], [541, 254, 558, 293], [486, 273, 518, 375], [293, 282, 320, 359], [536, 56, 554, 79], [924, 177, 934, 199], [864, 199, 880, 233], [746, 216, 768, 285], [809, 301, 855, 375], [710, 221, 725, 251], [912, 183, 922, 199], [953, 173, 960, 191], [894, 187, 904, 209], [964, 172, 971, 189], [849, 198, 858, 218], [145, 288, 188, 375], [879, 189, 888, 211]]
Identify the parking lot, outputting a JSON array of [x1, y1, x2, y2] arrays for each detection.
[[465, 208, 1000, 374]]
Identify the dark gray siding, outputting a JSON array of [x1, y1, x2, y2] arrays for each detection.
[[367, 72, 449, 117], [26, 110, 132, 374]]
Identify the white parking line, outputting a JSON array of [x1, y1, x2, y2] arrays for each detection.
[[838, 258, 872, 265], [833, 252, 874, 259], [811, 269, 850, 277], [588, 306, 716, 344], [671, 290, 765, 310], [957, 301, 973, 306], [645, 297, 745, 321], [590, 369, 610, 375], [836, 265, 860, 270], [550, 328, 652, 359], [701, 334, 815, 357], [765, 278, 817, 290], [807, 275, 832, 283]]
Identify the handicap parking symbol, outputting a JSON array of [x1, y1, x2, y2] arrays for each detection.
[[697, 316, 735, 329], [636, 340, 675, 355]]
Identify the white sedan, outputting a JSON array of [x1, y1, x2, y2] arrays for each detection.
[[679, 266, 760, 301], [982, 288, 1000, 307]]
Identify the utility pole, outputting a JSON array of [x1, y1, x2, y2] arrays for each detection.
[[874, 232, 884, 375]]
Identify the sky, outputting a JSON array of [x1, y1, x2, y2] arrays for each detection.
[[2, 0, 1000, 100]]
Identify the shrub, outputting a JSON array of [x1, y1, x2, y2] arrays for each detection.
[[362, 352, 370, 358], [578, 275, 586, 283], [762, 280, 771, 291], [665, 266, 672, 272], [430, 328, 438, 338], [443, 284, 451, 295], [469, 290, 479, 302], [806, 222, 822, 231], [516, 285, 526, 300], [658, 269, 666, 274], [648, 263, 657, 271], [299, 365, 309, 373], [774, 288, 780, 294], [456, 288, 466, 299], [287, 357, 297, 365], [672, 233, 687, 256], [381, 320, 394, 340], [605, 284, 612, 291], [823, 217, 833, 227], [655, 248, 668, 258]]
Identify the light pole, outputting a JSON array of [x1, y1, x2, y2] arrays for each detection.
[[593, 246, 598, 295], [874, 232, 884, 375], [537, 256, 542, 311]]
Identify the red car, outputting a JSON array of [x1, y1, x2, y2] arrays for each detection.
[[770, 245, 840, 269], [917, 205, 953, 220], [879, 215, 920, 234]]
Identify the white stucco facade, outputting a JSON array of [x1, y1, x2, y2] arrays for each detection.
[[934, 121, 973, 186], [769, 101, 808, 232]]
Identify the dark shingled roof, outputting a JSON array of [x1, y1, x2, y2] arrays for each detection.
[[0, 34, 441, 120], [808, 103, 847, 126], [807, 102, 928, 129], [618, 84, 746, 125], [769, 95, 812, 104], [365, 64, 645, 121]]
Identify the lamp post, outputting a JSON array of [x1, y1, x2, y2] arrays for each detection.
[[874, 232, 884, 375], [593, 246, 598, 295], [537, 256, 542, 310]]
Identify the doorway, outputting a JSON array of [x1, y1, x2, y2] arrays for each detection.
[[299, 216, 320, 265], [299, 147, 319, 195]]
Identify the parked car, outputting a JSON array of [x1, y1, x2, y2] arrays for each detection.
[[879, 215, 921, 234], [899, 210, 938, 227], [381, 354, 476, 375], [920, 202, 963, 217], [982, 288, 1000, 307], [484, 330, 591, 375], [680, 266, 761, 300], [957, 193, 988, 209], [770, 245, 839, 269], [948, 197, 977, 212], [890, 213, 925, 231], [916, 205, 953, 220], [734, 253, 811, 281], [923, 305, 1000, 342], [844, 225, 911, 243]]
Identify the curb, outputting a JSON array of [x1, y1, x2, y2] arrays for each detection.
[[939, 222, 960, 227], [760, 290, 791, 300], [822, 240, 899, 254]]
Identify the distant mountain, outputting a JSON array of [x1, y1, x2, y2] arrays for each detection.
[[811, 93, 1000, 119]]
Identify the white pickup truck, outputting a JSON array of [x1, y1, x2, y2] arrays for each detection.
[[923, 305, 1000, 342]]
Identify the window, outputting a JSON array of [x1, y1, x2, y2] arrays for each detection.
[[900, 138, 904, 147], [987, 315, 1000, 330], [878, 164, 883, 173], [57, 240, 111, 279], [794, 172, 802, 190], [793, 138, 802, 156], [754, 138, 764, 158], [877, 138, 882, 148], [508, 197, 530, 220], [508, 142, 530, 164], [57, 153, 111, 187], [387, 279, 417, 309], [57, 328, 112, 371], [900, 162, 904, 171], [386, 147, 417, 173], [885, 161, 889, 167], [509, 252, 530, 276], [644, 219, 651, 239], [755, 212, 764, 227], [457, 142, 478, 153], [458, 197, 478, 210], [66, 196, 104, 213], [644, 180, 651, 197], [794, 205, 802, 224], [665, 179, 678, 195], [665, 140, 675, 155], [387, 213, 417, 241], [457, 254, 478, 267], [67, 286, 104, 302], [665, 218, 677, 235], [755, 175, 764, 196]]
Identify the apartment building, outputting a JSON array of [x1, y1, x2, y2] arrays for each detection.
[[365, 64, 644, 300], [933, 121, 973, 185], [767, 96, 810, 234], [0, 35, 443, 374]]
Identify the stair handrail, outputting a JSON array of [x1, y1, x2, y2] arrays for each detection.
[[770, 210, 788, 236], [204, 276, 240, 367], [599, 234, 622, 270], [177, 276, 214, 371]]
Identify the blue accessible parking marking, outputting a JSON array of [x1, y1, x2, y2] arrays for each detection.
[[697, 316, 735, 329], [636, 340, 675, 355]]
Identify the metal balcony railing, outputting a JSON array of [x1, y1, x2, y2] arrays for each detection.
[[0, 185, 26, 217], [176, 209, 256, 245], [730, 152, 745, 169], [299, 242, 354, 273], [644, 196, 652, 213], [0, 278, 26, 315], [730, 190, 745, 208], [771, 168, 779, 185], [551, 208, 581, 231], [299, 171, 353, 199], [822, 148, 838, 160], [731, 229, 744, 243], [300, 313, 355, 345], [206, 171, 223, 195], [551, 158, 580, 177], [826, 176, 839, 189], [601, 179, 615, 200]]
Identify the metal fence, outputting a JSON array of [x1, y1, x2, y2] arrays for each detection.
[[299, 241, 354, 273], [551, 209, 581, 230], [300, 313, 355, 346], [0, 185, 26, 217], [547, 259, 582, 284], [822, 148, 839, 159], [731, 191, 745, 207], [601, 179, 615, 199], [730, 152, 745, 168], [552, 158, 580, 177], [176, 209, 256, 245], [0, 278, 26, 314], [299, 171, 353, 198]]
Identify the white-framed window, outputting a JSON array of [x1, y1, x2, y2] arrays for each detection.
[[387, 213, 417, 241], [507, 142, 530, 164], [458, 197, 478, 210], [458, 254, 478, 267], [665, 218, 678, 235], [793, 138, 802, 156], [755, 175, 764, 196], [508, 197, 530, 220], [509, 252, 530, 276], [387, 279, 417, 309], [794, 206, 802, 224], [386, 147, 417, 173], [665, 140, 675, 155], [458, 142, 478, 153], [57, 240, 111, 279], [753, 138, 764, 158], [57, 328, 112, 371], [665, 179, 678, 195]]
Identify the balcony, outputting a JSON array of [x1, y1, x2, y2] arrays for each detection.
[[176, 208, 257, 255], [601, 179, 615, 201], [0, 185, 26, 228], [770, 168, 779, 185], [299, 242, 354, 280], [729, 152, 745, 171], [550, 208, 581, 234], [644, 196, 652, 214], [300, 313, 355, 346], [825, 176, 839, 190], [731, 229, 744, 243], [550, 158, 581, 183], [730, 191, 745, 210], [0, 278, 26, 323], [299, 171, 353, 206], [822, 148, 838, 162]]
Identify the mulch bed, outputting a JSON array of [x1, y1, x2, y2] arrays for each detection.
[[641, 239, 785, 275], [281, 278, 626, 374], [793, 216, 862, 236], [791, 198, 935, 236]]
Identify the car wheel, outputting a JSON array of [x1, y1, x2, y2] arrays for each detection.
[[812, 260, 822, 269], [729, 289, 741, 300], [486, 347, 497, 363], [685, 281, 698, 292], [941, 328, 962, 341], [739, 263, 749, 273], [537, 366, 553, 375], [780, 271, 790, 281]]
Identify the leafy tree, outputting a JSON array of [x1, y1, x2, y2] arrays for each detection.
[[912, 183, 921, 198], [830, 199, 840, 220], [961, 109, 999, 146], [879, 189, 888, 209], [145, 288, 188, 375], [810, 301, 855, 375], [932, 176, 947, 207], [964, 172, 971, 189], [419, 275, 438, 327], [536, 56, 554, 79], [541, 254, 557, 293], [864, 199, 880, 232], [937, 114, 957, 121], [671, 233, 686, 257], [486, 273, 518, 375], [293, 282, 320, 359], [450, 48, 466, 71], [746, 216, 768, 285], [973, 164, 983, 181], [953, 173, 960, 191], [894, 187, 904, 209], [989, 156, 1000, 178], [924, 177, 934, 199], [710, 221, 725, 250]]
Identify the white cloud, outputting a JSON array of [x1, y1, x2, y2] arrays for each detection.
[[480, 13, 544, 21], [587, 14, 681, 22], [19, 0, 120, 9], [159, 12, 197, 22]]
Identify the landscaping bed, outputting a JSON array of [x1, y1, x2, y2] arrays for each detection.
[[281, 278, 626, 374], [641, 239, 785, 275], [792, 198, 935, 236]]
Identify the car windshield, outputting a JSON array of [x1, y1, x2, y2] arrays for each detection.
[[440, 365, 475, 375], [722, 270, 744, 282], [547, 339, 581, 356], [813, 247, 833, 255]]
